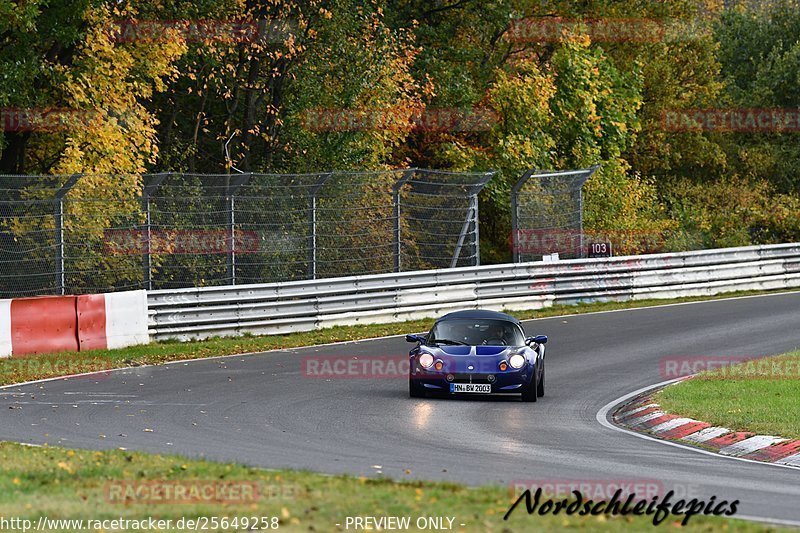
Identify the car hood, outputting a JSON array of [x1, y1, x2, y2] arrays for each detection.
[[420, 345, 520, 357]]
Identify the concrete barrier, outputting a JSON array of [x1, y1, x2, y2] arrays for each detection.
[[0, 290, 148, 357], [0, 299, 12, 357], [105, 290, 149, 349], [11, 296, 79, 355]]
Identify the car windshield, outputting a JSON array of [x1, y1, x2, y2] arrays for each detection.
[[428, 319, 523, 346]]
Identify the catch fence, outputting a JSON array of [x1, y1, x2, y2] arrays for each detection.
[[511, 166, 598, 262], [0, 169, 492, 297]]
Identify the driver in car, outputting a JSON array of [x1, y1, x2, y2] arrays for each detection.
[[482, 324, 509, 345]]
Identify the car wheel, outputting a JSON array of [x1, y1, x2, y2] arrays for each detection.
[[521, 373, 537, 402], [537, 360, 545, 398], [409, 378, 425, 398]]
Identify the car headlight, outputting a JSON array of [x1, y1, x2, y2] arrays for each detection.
[[509, 354, 526, 369], [419, 353, 434, 369]]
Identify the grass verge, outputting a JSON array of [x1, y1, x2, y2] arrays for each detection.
[[656, 351, 800, 439], [2, 288, 797, 387], [0, 442, 787, 532]]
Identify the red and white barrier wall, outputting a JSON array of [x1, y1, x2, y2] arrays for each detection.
[[0, 299, 11, 356], [0, 290, 148, 358]]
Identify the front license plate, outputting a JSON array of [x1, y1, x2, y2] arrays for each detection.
[[450, 383, 491, 394]]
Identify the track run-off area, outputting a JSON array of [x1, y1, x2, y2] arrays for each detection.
[[1, 292, 799, 526]]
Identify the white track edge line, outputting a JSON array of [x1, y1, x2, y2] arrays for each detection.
[[596, 378, 800, 473], [0, 331, 417, 391], [527, 288, 800, 322]]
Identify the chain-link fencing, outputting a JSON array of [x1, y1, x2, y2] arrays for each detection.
[[0, 169, 493, 298], [511, 166, 599, 262]]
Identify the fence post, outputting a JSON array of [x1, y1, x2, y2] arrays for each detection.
[[308, 172, 332, 280], [472, 193, 480, 266], [511, 169, 535, 263], [54, 174, 81, 296], [141, 173, 168, 290], [227, 173, 250, 285], [450, 204, 472, 269], [451, 172, 494, 269], [391, 169, 416, 273], [578, 165, 601, 259]]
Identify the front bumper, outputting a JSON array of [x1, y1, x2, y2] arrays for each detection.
[[410, 358, 535, 393]]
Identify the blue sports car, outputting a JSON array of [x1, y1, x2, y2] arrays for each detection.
[[406, 310, 547, 401]]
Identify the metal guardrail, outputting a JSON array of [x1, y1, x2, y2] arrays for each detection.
[[148, 243, 800, 341]]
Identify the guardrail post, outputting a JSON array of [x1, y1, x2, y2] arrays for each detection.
[[308, 172, 332, 279], [227, 173, 250, 285], [511, 169, 535, 263], [142, 173, 168, 290], [54, 174, 81, 295], [392, 169, 416, 272]]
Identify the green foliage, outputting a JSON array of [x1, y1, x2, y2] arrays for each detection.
[[280, 5, 423, 171], [664, 175, 800, 249], [648, 0, 800, 251], [1, 0, 799, 266], [714, 0, 800, 196], [434, 33, 659, 260]]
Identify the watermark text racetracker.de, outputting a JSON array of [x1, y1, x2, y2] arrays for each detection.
[[660, 355, 800, 379], [511, 229, 668, 256], [1, 108, 98, 132], [510, 479, 701, 501], [103, 229, 261, 255], [105, 19, 293, 44], [660, 108, 800, 133], [104, 479, 303, 505], [0, 516, 280, 531], [301, 107, 498, 133], [106, 480, 256, 505], [302, 355, 409, 379], [2, 356, 114, 380], [506, 479, 737, 526], [507, 17, 667, 43]]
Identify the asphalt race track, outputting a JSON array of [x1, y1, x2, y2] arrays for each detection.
[[2, 292, 800, 525]]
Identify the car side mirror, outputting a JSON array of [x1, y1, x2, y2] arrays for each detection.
[[526, 335, 548, 345], [406, 334, 426, 344]]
